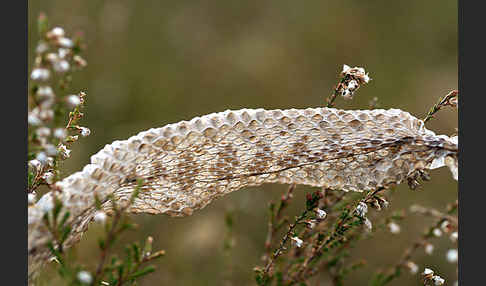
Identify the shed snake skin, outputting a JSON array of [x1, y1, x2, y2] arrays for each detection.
[[28, 107, 458, 279]]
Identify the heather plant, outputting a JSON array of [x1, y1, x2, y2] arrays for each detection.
[[28, 14, 164, 285], [28, 13, 458, 286]]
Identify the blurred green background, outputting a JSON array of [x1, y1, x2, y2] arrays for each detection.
[[28, 0, 457, 285]]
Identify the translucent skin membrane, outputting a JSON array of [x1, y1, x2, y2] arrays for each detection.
[[28, 107, 458, 278]]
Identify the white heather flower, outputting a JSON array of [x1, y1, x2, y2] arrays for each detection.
[[28, 193, 36, 205], [50, 27, 65, 37], [94, 211, 107, 224], [46, 157, 55, 167], [362, 73, 371, 83], [58, 144, 71, 159], [342, 64, 351, 74], [36, 127, 51, 138], [28, 159, 42, 171], [316, 209, 327, 219], [54, 128, 68, 139], [405, 261, 418, 274], [432, 275, 445, 285], [42, 172, 55, 184], [446, 249, 458, 263], [450, 231, 458, 243], [58, 48, 70, 59], [53, 60, 70, 73], [381, 199, 389, 209], [77, 270, 93, 284], [306, 221, 316, 229], [440, 220, 451, 231], [39, 109, 54, 121], [45, 52, 59, 63], [31, 68, 50, 81], [36, 86, 54, 98], [291, 236, 303, 248], [45, 144, 58, 156], [80, 127, 91, 137], [387, 222, 401, 234], [57, 37, 74, 48], [423, 268, 434, 275], [356, 202, 368, 217], [36, 41, 49, 54], [347, 79, 358, 90], [364, 217, 372, 231], [36, 152, 48, 164], [425, 243, 434, 255], [73, 55, 88, 67], [432, 228, 442, 237], [28, 114, 41, 126], [342, 89, 352, 99], [66, 94, 81, 107]]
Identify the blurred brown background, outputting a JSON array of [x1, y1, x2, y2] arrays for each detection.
[[28, 0, 457, 285]]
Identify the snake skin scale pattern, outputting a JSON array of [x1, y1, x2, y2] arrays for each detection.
[[28, 107, 458, 279]]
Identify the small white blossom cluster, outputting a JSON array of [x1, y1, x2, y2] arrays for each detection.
[[422, 268, 445, 285], [28, 18, 89, 195], [338, 64, 371, 100]]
